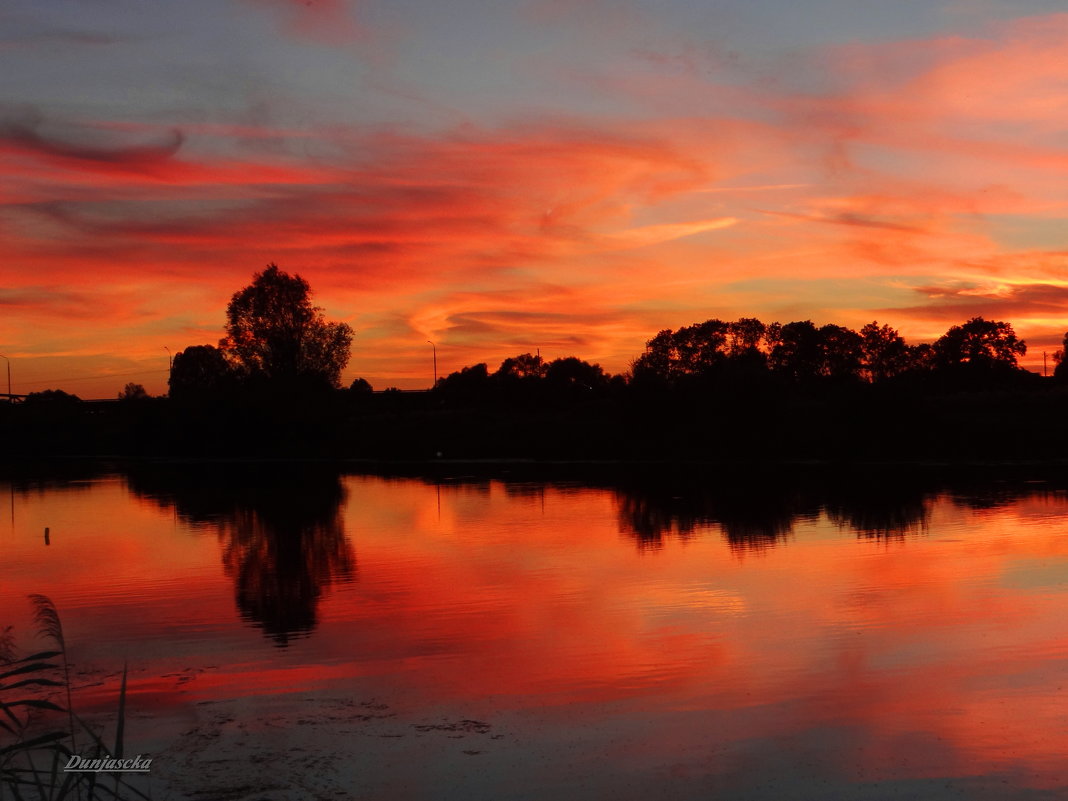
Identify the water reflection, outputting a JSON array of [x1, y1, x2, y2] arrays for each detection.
[[822, 478, 932, 540], [610, 474, 934, 551], [598, 470, 1067, 552], [368, 466, 1068, 556], [613, 481, 805, 551], [8, 463, 1068, 798], [2, 461, 105, 496], [127, 465, 355, 645]]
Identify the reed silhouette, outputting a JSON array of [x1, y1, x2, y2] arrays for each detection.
[[0, 596, 144, 801]]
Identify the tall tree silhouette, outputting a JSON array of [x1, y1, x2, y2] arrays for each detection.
[[220, 264, 353, 387], [860, 321, 909, 382], [169, 344, 233, 398], [631, 318, 737, 385], [818, 324, 863, 380], [767, 320, 823, 380], [544, 357, 608, 392], [496, 353, 547, 380], [933, 317, 1026, 368], [726, 317, 766, 356], [1054, 331, 1068, 382]]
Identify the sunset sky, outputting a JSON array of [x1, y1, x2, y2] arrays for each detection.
[[4, 0, 1068, 395]]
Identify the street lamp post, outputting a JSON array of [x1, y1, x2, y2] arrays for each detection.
[[427, 341, 437, 389], [0, 354, 10, 403]]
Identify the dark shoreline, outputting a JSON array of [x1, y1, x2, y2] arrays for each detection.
[[6, 378, 1068, 468], [8, 452, 1068, 481]]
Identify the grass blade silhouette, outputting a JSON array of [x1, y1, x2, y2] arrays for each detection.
[[27, 596, 76, 761], [112, 662, 127, 800]]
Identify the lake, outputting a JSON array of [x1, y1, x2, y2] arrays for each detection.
[[2, 464, 1068, 800]]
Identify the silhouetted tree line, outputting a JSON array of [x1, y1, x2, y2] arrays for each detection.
[[411, 315, 1046, 419], [8, 262, 1068, 460], [430, 315, 1031, 400], [431, 353, 625, 407]]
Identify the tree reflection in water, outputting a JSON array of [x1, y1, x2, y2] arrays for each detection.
[[614, 480, 812, 553], [613, 472, 942, 553], [823, 478, 932, 540], [126, 465, 355, 646]]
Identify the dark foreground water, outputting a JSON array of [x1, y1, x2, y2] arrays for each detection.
[[2, 465, 1068, 800]]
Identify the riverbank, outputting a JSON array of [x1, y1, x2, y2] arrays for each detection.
[[4, 381, 1068, 463]]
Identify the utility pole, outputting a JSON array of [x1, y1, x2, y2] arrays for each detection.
[[427, 340, 437, 388], [0, 354, 10, 403], [1044, 351, 1048, 377]]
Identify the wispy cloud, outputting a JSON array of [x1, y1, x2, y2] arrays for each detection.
[[240, 0, 368, 44]]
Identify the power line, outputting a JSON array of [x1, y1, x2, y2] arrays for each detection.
[[17, 369, 169, 388]]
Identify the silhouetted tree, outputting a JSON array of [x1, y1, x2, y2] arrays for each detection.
[[933, 317, 1026, 368], [674, 319, 729, 374], [348, 377, 373, 395], [631, 318, 749, 386], [819, 324, 863, 380], [766, 321, 865, 381], [860, 321, 909, 382], [768, 320, 823, 381], [169, 344, 233, 398], [220, 264, 354, 388], [631, 329, 676, 386], [118, 382, 149, 400], [437, 363, 491, 400], [727, 317, 766, 356], [907, 342, 938, 372], [495, 353, 547, 380], [23, 389, 81, 406], [1053, 332, 1068, 383], [544, 357, 609, 393]]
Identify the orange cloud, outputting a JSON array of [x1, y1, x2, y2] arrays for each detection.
[[2, 113, 739, 391]]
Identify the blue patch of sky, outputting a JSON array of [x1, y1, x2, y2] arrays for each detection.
[[5, 0, 1067, 150], [664, 0, 1062, 50], [984, 215, 1068, 252], [1, 1, 379, 129]]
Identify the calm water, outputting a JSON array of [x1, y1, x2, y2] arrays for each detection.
[[3, 466, 1068, 800]]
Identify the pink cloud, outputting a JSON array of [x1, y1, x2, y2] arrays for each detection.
[[241, 0, 367, 44]]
